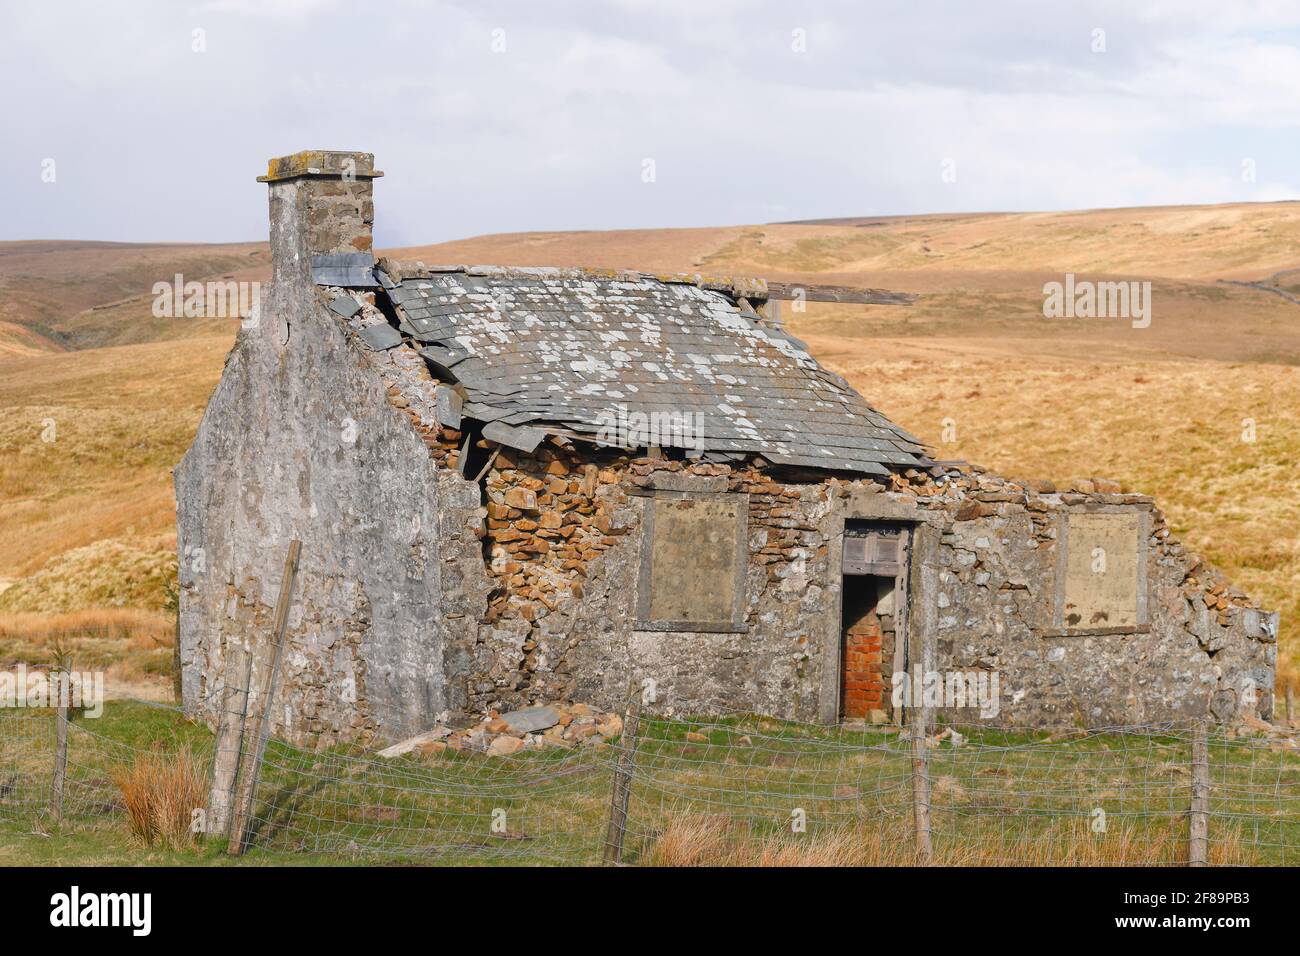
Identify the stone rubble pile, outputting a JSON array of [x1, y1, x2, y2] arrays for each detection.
[[377, 702, 624, 758], [1231, 712, 1299, 748]]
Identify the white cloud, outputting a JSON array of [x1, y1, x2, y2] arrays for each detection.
[[5, 0, 1300, 243]]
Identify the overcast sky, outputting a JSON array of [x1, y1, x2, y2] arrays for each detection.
[[7, 0, 1300, 246]]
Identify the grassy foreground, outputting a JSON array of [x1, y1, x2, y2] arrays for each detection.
[[1, 701, 1296, 867]]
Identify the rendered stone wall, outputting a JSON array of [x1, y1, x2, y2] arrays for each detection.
[[175, 279, 452, 746]]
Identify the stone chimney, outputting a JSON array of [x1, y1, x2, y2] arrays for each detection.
[[258, 150, 383, 285]]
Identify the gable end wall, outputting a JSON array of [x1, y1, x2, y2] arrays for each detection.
[[176, 279, 454, 745]]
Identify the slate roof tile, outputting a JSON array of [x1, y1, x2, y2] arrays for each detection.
[[380, 265, 931, 475]]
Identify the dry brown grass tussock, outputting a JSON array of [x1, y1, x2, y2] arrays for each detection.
[[644, 813, 1258, 867], [111, 746, 205, 851]]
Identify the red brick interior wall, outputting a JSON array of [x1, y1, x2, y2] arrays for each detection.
[[841, 584, 885, 720]]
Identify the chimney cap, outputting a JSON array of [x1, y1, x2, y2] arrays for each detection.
[[257, 150, 384, 183]]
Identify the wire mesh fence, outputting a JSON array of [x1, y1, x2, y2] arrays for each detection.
[[2, 699, 1298, 866], [0, 701, 215, 837], [614, 713, 1300, 866], [241, 734, 607, 862]]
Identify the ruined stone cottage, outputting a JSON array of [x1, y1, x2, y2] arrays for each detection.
[[176, 150, 1278, 746]]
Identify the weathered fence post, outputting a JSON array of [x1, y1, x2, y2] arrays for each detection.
[[1286, 684, 1295, 725], [171, 589, 183, 705], [227, 539, 301, 856], [603, 681, 643, 865], [911, 703, 932, 865], [1188, 720, 1210, 867], [207, 644, 253, 839], [50, 669, 69, 825]]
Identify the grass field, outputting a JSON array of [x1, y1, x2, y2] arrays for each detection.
[[1, 701, 1296, 867]]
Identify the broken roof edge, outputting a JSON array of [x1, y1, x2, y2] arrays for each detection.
[[469, 419, 908, 478], [446, 410, 934, 478], [374, 258, 916, 307], [376, 257, 759, 296]]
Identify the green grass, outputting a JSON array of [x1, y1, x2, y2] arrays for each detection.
[[1, 701, 1297, 866]]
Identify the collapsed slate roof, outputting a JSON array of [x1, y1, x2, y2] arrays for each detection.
[[333, 257, 931, 476]]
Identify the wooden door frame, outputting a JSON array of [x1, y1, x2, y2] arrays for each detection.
[[826, 519, 914, 724]]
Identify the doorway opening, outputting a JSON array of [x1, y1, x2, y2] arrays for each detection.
[[840, 522, 908, 723]]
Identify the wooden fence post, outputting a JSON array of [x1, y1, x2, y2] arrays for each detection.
[[911, 702, 932, 865], [227, 539, 301, 856], [1188, 721, 1210, 867], [50, 670, 69, 825], [603, 681, 643, 865], [171, 582, 183, 706], [206, 645, 252, 840]]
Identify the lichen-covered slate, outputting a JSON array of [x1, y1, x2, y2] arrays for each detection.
[[382, 265, 930, 475]]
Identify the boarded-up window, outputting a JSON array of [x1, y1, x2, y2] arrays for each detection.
[[1055, 511, 1146, 632], [636, 494, 748, 632], [843, 526, 905, 576]]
